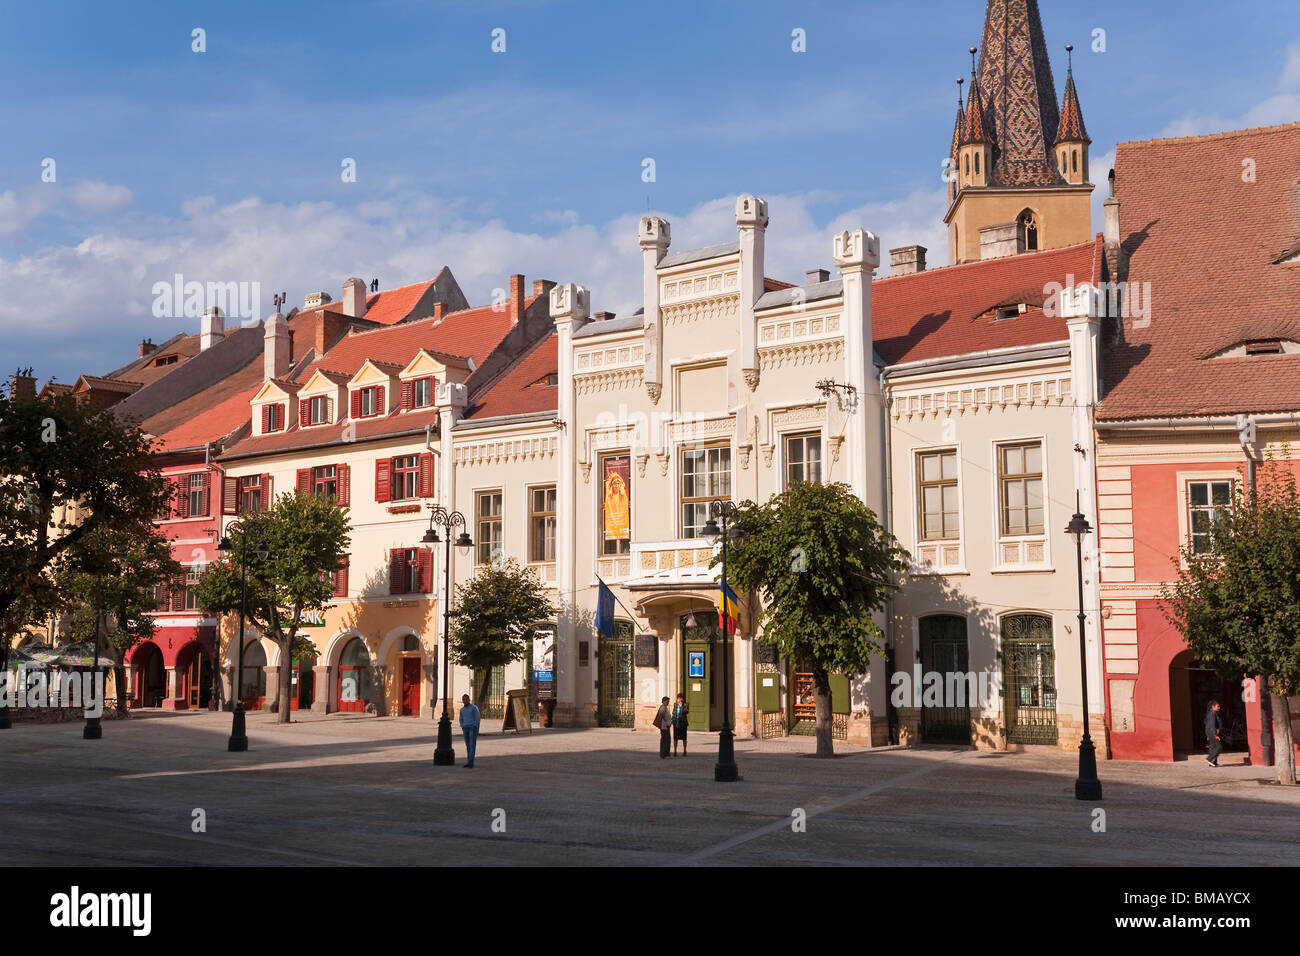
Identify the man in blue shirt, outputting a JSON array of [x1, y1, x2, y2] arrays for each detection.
[[459, 694, 481, 768]]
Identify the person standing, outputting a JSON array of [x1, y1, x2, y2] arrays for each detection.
[[653, 696, 671, 759], [672, 692, 689, 756], [460, 693, 481, 768], [1205, 700, 1223, 767]]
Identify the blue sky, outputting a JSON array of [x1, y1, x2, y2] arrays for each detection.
[[2, 0, 1298, 385]]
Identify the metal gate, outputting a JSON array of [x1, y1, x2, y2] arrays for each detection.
[[1001, 614, 1058, 744], [919, 615, 972, 745], [597, 621, 634, 727], [471, 666, 505, 718]]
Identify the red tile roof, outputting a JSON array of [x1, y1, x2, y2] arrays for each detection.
[[362, 272, 444, 325], [465, 335, 559, 420], [1098, 122, 1300, 420], [872, 238, 1102, 366]]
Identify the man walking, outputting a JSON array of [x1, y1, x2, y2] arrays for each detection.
[[460, 693, 481, 768], [1205, 700, 1223, 767], [653, 696, 671, 759]]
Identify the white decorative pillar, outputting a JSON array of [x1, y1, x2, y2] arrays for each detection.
[[639, 218, 670, 405], [435, 378, 467, 713], [550, 282, 590, 724], [736, 195, 768, 391]]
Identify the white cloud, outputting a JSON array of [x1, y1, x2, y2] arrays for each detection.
[[69, 180, 134, 215], [1158, 42, 1300, 139]]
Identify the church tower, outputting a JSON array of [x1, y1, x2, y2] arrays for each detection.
[[945, 0, 1094, 264]]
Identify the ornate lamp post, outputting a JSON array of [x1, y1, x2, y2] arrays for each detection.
[[217, 522, 269, 753], [1065, 493, 1102, 800], [702, 499, 744, 783], [83, 549, 127, 740], [423, 504, 473, 766]]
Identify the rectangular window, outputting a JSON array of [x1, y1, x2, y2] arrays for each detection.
[[1189, 480, 1232, 554], [413, 378, 433, 408], [999, 442, 1044, 536], [680, 445, 731, 539], [184, 569, 201, 611], [239, 475, 263, 514], [403, 548, 420, 594], [785, 433, 822, 486], [359, 387, 378, 417], [187, 473, 207, 517], [391, 455, 420, 501], [308, 396, 329, 425], [530, 486, 557, 563], [311, 465, 337, 499], [262, 403, 284, 433], [477, 491, 503, 565], [918, 449, 959, 541], [600, 453, 632, 555]]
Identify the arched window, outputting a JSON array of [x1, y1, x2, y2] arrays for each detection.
[[402, 634, 420, 653], [1072, 150, 1078, 174], [337, 638, 372, 713], [974, 151, 980, 176], [1000, 613, 1056, 744], [1018, 209, 1039, 251], [241, 641, 266, 707], [964, 153, 970, 176]]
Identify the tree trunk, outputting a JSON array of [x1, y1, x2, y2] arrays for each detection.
[[475, 669, 492, 711], [812, 664, 834, 758], [113, 664, 128, 716], [277, 638, 293, 724], [1271, 692, 1296, 785]]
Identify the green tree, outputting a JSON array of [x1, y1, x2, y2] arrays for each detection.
[[1162, 459, 1300, 785], [723, 481, 908, 757], [0, 381, 169, 695], [448, 558, 557, 709], [51, 523, 183, 714], [195, 491, 350, 723]]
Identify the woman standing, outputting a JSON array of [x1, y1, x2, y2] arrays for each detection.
[[672, 692, 689, 756], [654, 696, 671, 759]]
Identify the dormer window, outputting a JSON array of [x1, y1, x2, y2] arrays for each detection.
[[413, 377, 433, 408], [1245, 340, 1283, 355], [153, 354, 178, 367], [261, 403, 284, 433], [307, 396, 331, 425], [352, 386, 384, 419], [995, 305, 1021, 322]]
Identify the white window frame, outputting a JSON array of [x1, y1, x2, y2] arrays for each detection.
[[677, 442, 733, 540], [911, 443, 966, 574], [990, 435, 1052, 572], [1176, 471, 1239, 567]]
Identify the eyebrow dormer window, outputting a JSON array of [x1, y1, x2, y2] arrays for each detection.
[[1245, 340, 1283, 355]]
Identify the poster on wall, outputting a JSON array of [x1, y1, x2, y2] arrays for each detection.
[[602, 456, 631, 542], [533, 629, 555, 699]]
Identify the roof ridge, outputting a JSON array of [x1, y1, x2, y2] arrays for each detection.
[[874, 239, 1097, 284], [1117, 120, 1300, 150], [468, 331, 556, 407]]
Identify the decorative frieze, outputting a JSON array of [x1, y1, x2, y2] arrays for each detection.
[[758, 312, 841, 345], [662, 294, 739, 326], [456, 435, 557, 466], [662, 270, 738, 303], [890, 376, 1072, 419], [758, 339, 844, 370], [575, 344, 644, 373], [574, 367, 643, 395], [667, 415, 734, 444]]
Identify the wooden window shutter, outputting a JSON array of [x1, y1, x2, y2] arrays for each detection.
[[261, 405, 271, 434], [337, 463, 350, 507], [296, 468, 310, 495], [375, 458, 391, 502], [222, 476, 239, 515], [401, 380, 414, 410], [350, 390, 361, 419], [203, 471, 213, 516], [300, 398, 311, 423], [375, 387, 386, 416], [389, 549, 405, 594], [419, 452, 434, 497], [327, 397, 334, 423], [170, 574, 186, 612], [262, 474, 273, 509], [172, 477, 189, 518], [417, 548, 433, 593], [333, 556, 349, 597]]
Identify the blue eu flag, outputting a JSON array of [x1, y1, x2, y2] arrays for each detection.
[[595, 578, 615, 637]]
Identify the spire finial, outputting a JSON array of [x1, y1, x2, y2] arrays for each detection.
[[956, 75, 964, 108], [969, 45, 978, 80], [1065, 43, 1074, 74]]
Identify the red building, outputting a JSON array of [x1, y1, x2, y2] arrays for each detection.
[[1095, 121, 1300, 766]]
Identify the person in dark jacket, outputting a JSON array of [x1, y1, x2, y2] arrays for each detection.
[[672, 692, 689, 756], [654, 696, 671, 758], [1205, 700, 1223, 767]]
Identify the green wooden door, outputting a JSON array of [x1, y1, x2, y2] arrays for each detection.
[[683, 640, 710, 731]]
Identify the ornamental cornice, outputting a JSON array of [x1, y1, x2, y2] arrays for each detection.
[[455, 435, 558, 466], [757, 339, 844, 370], [888, 376, 1072, 420], [574, 367, 644, 395], [662, 294, 739, 326]]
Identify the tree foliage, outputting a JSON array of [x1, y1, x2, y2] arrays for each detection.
[[448, 557, 556, 708], [195, 490, 349, 723], [1162, 457, 1300, 784], [722, 481, 908, 756]]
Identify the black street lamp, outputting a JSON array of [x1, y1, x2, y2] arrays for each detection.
[[702, 499, 744, 783], [1065, 492, 1102, 801], [423, 505, 473, 766], [217, 522, 269, 753], [83, 549, 126, 740]]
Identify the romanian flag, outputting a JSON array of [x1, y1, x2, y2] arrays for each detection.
[[717, 582, 740, 634]]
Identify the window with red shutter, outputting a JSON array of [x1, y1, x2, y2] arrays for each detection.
[[350, 390, 361, 420], [401, 380, 414, 410], [417, 548, 432, 593], [375, 388, 385, 416], [261, 405, 271, 434], [222, 476, 239, 515], [333, 556, 349, 597], [389, 549, 405, 594], [172, 477, 189, 519], [300, 398, 310, 423], [296, 468, 310, 494], [419, 452, 433, 498], [263, 474, 273, 509], [337, 463, 350, 507], [375, 458, 391, 502]]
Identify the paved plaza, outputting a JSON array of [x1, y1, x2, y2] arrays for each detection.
[[2, 710, 1297, 866]]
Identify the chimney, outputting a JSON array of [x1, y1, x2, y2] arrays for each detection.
[[342, 277, 368, 318], [593, 311, 615, 322], [979, 221, 1025, 261], [433, 303, 446, 321], [533, 278, 556, 300], [303, 291, 332, 309], [805, 268, 830, 285], [888, 245, 927, 276], [8, 372, 36, 402], [200, 306, 226, 351], [137, 339, 157, 359], [508, 274, 525, 325], [264, 312, 290, 381], [315, 309, 349, 358]]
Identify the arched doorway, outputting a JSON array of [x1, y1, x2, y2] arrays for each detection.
[[337, 638, 372, 713], [919, 614, 972, 745], [240, 641, 267, 710], [398, 634, 422, 717], [289, 655, 315, 711], [176, 642, 213, 709], [133, 642, 166, 708], [597, 620, 634, 727], [1169, 650, 1246, 755], [1001, 613, 1057, 744]]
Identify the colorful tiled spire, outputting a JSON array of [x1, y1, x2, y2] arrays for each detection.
[[1056, 44, 1090, 144]]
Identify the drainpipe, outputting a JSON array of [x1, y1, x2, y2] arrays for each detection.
[[879, 368, 898, 745]]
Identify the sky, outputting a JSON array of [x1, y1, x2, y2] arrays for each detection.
[[1, 0, 1298, 385]]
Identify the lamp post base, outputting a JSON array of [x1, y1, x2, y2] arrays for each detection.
[[1074, 733, 1103, 800], [228, 705, 248, 752], [82, 717, 102, 740], [714, 725, 739, 782], [0, 709, 10, 730], [433, 714, 456, 766]]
